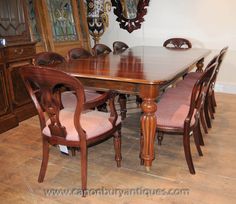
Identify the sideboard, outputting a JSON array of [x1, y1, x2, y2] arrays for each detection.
[[0, 42, 37, 133]]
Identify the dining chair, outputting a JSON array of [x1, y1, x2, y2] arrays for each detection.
[[175, 55, 219, 133], [113, 40, 142, 106], [162, 37, 192, 90], [93, 44, 112, 56], [19, 66, 122, 196], [67, 48, 92, 60], [163, 38, 192, 49], [33, 51, 67, 66], [140, 63, 216, 174], [32, 51, 103, 110], [66, 48, 111, 113], [92, 44, 112, 111], [112, 41, 143, 119], [112, 41, 130, 119], [179, 47, 228, 128], [113, 41, 129, 54], [163, 54, 220, 137], [204, 47, 228, 114]]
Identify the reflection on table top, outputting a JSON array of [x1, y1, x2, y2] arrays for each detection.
[[56, 46, 211, 85]]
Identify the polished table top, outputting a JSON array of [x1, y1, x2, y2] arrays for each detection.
[[56, 46, 210, 87]]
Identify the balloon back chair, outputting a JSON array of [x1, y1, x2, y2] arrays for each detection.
[[180, 47, 228, 129], [19, 66, 122, 196], [112, 41, 130, 119], [33, 52, 67, 66], [113, 41, 129, 54], [163, 38, 192, 49], [92, 44, 112, 111], [93, 44, 112, 56], [67, 48, 92, 60], [208, 47, 228, 111], [32, 51, 104, 111], [112, 41, 141, 119]]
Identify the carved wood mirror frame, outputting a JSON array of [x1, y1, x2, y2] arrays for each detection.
[[111, 0, 150, 33]]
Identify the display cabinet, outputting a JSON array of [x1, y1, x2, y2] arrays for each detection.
[[0, 0, 90, 133], [27, 0, 91, 56], [0, 49, 18, 133], [0, 0, 37, 133]]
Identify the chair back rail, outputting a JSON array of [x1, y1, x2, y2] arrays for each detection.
[[33, 52, 66, 66], [163, 38, 192, 49], [211, 47, 228, 87], [113, 41, 129, 54], [93, 44, 112, 56], [67, 48, 92, 60], [185, 63, 217, 129], [20, 66, 86, 141]]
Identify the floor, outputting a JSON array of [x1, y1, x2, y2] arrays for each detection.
[[0, 93, 236, 204]]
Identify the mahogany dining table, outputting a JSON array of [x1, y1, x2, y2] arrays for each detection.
[[56, 46, 211, 170]]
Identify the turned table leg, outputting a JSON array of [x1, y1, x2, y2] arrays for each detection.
[[140, 98, 157, 171]]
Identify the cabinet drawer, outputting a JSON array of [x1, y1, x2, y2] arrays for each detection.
[[5, 45, 36, 61]]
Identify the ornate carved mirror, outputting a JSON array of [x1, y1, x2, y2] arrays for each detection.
[[111, 0, 150, 33]]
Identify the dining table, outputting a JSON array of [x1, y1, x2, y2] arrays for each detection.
[[56, 46, 211, 170]]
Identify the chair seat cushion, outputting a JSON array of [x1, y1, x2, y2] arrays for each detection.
[[185, 72, 202, 80], [161, 87, 191, 103], [176, 72, 203, 88], [42, 109, 121, 141], [61, 90, 102, 109], [156, 99, 195, 128], [61, 91, 77, 109]]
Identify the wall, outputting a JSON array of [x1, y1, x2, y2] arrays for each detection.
[[100, 0, 236, 94]]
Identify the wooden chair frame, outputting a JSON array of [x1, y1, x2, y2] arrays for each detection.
[[113, 41, 129, 54], [19, 66, 122, 196], [93, 44, 112, 56], [33, 52, 66, 66], [163, 38, 192, 49], [67, 48, 92, 60]]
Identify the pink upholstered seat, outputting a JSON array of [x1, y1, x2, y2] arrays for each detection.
[[185, 72, 202, 80], [156, 100, 195, 128], [61, 91, 77, 109], [161, 87, 191, 103], [61, 90, 103, 109], [43, 109, 121, 141], [85, 90, 104, 101], [176, 78, 196, 89]]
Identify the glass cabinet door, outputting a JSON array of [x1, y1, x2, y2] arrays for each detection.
[[24, 0, 90, 55], [46, 0, 78, 42], [26, 0, 41, 42], [0, 0, 31, 43]]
